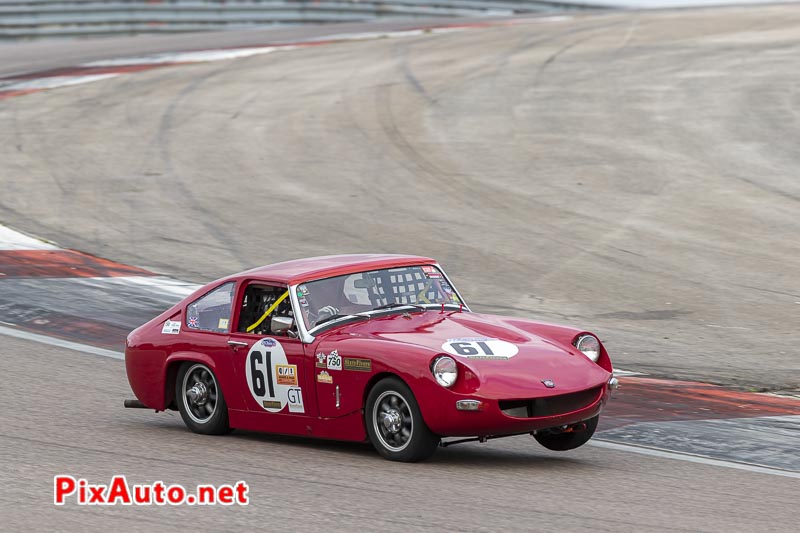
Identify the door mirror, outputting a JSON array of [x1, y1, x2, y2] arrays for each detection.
[[271, 315, 294, 335]]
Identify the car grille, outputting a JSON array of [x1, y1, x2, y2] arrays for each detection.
[[499, 387, 603, 418]]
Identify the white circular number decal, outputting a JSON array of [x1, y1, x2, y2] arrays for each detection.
[[441, 338, 519, 360], [245, 338, 303, 413]]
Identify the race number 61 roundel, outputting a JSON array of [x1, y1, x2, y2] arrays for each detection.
[[441, 337, 519, 360], [245, 338, 304, 414]]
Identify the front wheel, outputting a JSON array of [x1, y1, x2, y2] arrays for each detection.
[[534, 415, 599, 451], [176, 362, 231, 435], [365, 378, 440, 462]]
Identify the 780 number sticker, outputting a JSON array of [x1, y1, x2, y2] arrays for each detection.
[[245, 338, 304, 413]]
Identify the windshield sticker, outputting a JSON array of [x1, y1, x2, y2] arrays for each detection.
[[317, 371, 333, 384], [218, 318, 229, 330], [343, 357, 372, 372], [245, 338, 297, 413], [442, 338, 519, 360], [440, 281, 453, 293], [298, 285, 309, 296], [161, 320, 181, 335], [422, 266, 442, 279], [187, 315, 199, 329], [299, 297, 309, 307]]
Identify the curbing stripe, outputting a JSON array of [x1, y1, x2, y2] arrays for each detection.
[[0, 324, 124, 360]]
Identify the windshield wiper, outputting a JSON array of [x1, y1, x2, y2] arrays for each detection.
[[372, 303, 426, 312], [314, 312, 370, 328]]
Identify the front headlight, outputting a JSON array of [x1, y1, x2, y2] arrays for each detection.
[[574, 334, 601, 362], [431, 356, 458, 388]]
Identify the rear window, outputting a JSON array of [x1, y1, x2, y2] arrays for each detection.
[[186, 282, 235, 333]]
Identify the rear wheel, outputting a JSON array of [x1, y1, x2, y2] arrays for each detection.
[[365, 378, 440, 462], [534, 415, 599, 451], [176, 362, 230, 435]]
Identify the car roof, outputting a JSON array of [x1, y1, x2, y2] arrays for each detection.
[[233, 254, 437, 285]]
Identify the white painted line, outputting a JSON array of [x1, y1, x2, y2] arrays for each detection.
[[82, 47, 289, 67], [0, 224, 58, 250], [72, 275, 201, 297], [0, 324, 124, 360], [613, 368, 645, 377], [1, 74, 120, 92], [590, 439, 800, 479]]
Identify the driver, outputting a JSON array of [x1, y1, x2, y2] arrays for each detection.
[[305, 280, 343, 328]]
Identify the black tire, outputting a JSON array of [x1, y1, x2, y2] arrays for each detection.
[[365, 377, 440, 462], [175, 362, 231, 435], [534, 415, 599, 451]]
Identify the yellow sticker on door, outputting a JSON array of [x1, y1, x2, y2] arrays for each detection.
[[276, 364, 298, 386]]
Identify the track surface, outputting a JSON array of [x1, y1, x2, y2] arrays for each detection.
[[1, 5, 799, 530], [2, 336, 797, 531]]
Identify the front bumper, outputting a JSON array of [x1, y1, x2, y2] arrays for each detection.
[[418, 379, 612, 437]]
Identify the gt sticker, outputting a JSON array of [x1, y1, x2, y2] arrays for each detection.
[[245, 338, 299, 413], [161, 320, 181, 335], [317, 371, 333, 384], [441, 338, 519, 360], [343, 357, 372, 372], [326, 350, 342, 371], [287, 387, 304, 413], [276, 364, 298, 386]]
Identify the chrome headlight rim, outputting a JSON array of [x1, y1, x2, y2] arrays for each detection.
[[574, 334, 601, 363], [431, 355, 458, 388]]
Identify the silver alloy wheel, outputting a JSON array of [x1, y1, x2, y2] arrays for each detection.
[[372, 390, 414, 452], [182, 363, 218, 424]]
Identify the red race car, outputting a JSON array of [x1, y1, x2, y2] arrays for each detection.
[[125, 254, 617, 462]]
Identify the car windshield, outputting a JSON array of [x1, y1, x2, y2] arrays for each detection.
[[296, 265, 463, 330]]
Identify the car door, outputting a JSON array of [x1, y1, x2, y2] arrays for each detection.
[[180, 280, 247, 411], [226, 281, 315, 430]]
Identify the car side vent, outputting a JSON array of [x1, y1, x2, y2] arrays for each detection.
[[499, 387, 603, 418]]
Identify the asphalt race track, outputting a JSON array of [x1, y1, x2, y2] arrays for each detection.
[[0, 5, 799, 531]]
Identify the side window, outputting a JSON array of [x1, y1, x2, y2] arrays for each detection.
[[186, 282, 235, 333], [237, 284, 294, 335]]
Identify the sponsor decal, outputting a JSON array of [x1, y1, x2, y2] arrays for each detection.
[[276, 364, 298, 386], [317, 371, 333, 384], [343, 357, 372, 372], [441, 338, 519, 360], [218, 318, 229, 330], [260, 338, 276, 347], [287, 387, 304, 413], [326, 350, 342, 371], [161, 320, 181, 335], [262, 400, 282, 410], [315, 353, 327, 368]]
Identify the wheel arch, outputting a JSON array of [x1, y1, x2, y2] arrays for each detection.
[[362, 371, 405, 410], [164, 352, 219, 410]]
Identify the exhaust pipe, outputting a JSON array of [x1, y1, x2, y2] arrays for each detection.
[[123, 399, 148, 409]]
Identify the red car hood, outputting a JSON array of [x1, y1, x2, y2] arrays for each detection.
[[344, 311, 611, 399]]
